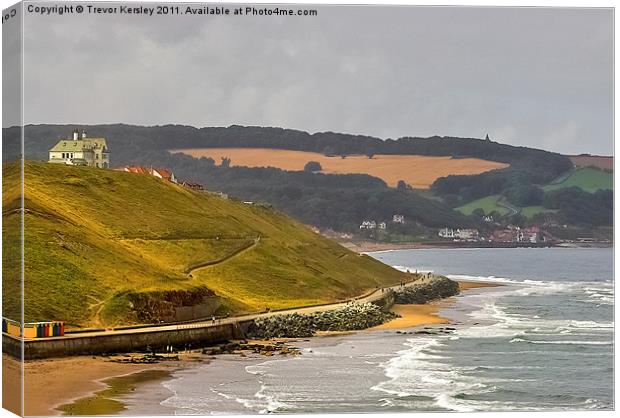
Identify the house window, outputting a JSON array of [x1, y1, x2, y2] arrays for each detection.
[[61, 153, 65, 158]]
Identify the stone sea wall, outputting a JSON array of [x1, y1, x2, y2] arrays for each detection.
[[393, 276, 460, 304], [248, 303, 398, 339]]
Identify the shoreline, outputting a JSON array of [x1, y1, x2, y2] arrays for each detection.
[[18, 279, 501, 416], [369, 280, 501, 331], [340, 240, 612, 253], [4, 353, 205, 416]]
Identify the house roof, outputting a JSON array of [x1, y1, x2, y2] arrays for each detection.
[[122, 166, 150, 175], [49, 138, 108, 152], [153, 168, 174, 179]]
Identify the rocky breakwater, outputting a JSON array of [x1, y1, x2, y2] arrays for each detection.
[[394, 275, 460, 304], [248, 303, 398, 339]]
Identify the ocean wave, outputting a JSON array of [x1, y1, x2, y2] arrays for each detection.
[[372, 337, 502, 412], [447, 275, 613, 306], [509, 337, 613, 346]]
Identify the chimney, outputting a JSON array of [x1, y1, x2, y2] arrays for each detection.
[[73, 129, 79, 141]]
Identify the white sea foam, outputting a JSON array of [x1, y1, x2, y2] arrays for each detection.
[[510, 338, 613, 346], [371, 266, 613, 412], [238, 362, 296, 414], [371, 336, 499, 411]]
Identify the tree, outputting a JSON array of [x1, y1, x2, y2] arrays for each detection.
[[364, 146, 375, 159], [504, 184, 543, 206], [304, 161, 322, 172], [220, 157, 231, 168], [397, 180, 411, 191], [322, 146, 336, 157]]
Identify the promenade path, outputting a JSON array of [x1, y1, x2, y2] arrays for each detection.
[[26, 275, 433, 342]]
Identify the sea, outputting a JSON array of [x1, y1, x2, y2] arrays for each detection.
[[123, 248, 614, 414]]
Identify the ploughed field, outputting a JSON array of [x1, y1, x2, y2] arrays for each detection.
[[3, 161, 408, 328], [170, 147, 509, 189], [568, 155, 613, 171]]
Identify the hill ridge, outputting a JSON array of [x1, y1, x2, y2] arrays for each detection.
[[3, 161, 409, 328]]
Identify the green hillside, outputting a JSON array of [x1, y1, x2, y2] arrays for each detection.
[[544, 167, 612, 193], [456, 167, 612, 219], [3, 161, 408, 328], [456, 195, 510, 216]]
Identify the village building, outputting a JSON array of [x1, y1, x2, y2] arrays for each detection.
[[378, 222, 387, 230], [490, 225, 523, 243], [360, 220, 377, 230], [455, 228, 479, 241], [118, 165, 177, 183], [48, 129, 110, 168], [392, 214, 405, 224], [181, 180, 204, 191], [151, 168, 177, 183], [439, 227, 480, 241], [438, 227, 455, 238]]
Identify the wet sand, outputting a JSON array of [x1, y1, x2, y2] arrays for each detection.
[[3, 354, 196, 416], [8, 280, 501, 416], [459, 280, 502, 290], [371, 303, 450, 330]]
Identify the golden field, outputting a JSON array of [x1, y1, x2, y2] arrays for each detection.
[[171, 148, 509, 188]]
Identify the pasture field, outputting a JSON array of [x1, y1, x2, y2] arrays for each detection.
[[568, 155, 613, 171], [544, 167, 612, 193], [171, 147, 509, 189], [520, 206, 557, 218], [456, 195, 510, 216]]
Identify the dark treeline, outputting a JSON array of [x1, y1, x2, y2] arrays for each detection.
[[4, 124, 604, 231], [3, 125, 474, 231], [131, 150, 473, 231], [542, 187, 613, 227], [7, 124, 571, 170]]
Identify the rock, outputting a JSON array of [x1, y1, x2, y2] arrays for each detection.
[[247, 303, 397, 339], [394, 276, 460, 305]]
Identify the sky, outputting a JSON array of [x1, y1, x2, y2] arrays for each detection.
[[4, 4, 614, 155]]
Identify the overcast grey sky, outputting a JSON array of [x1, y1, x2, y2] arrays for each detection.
[[10, 4, 614, 154]]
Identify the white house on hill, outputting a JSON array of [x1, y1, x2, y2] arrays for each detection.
[[48, 130, 110, 168]]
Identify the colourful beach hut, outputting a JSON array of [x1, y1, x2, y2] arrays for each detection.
[[2, 318, 65, 339]]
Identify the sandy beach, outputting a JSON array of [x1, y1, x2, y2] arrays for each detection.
[[5, 279, 500, 416], [2, 354, 201, 416], [371, 280, 501, 330], [340, 241, 432, 253]]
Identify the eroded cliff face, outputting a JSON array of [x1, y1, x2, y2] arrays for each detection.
[[111, 287, 221, 324]]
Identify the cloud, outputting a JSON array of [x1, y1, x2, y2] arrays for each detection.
[[16, 5, 613, 155]]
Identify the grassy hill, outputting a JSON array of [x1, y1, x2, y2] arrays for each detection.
[[456, 167, 613, 219], [456, 195, 511, 216], [543, 167, 612, 193], [3, 161, 409, 328]]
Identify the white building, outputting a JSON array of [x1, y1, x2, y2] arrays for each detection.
[[439, 228, 455, 238], [378, 222, 387, 230], [48, 130, 110, 168], [392, 214, 405, 224], [455, 228, 479, 240], [360, 220, 377, 230]]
